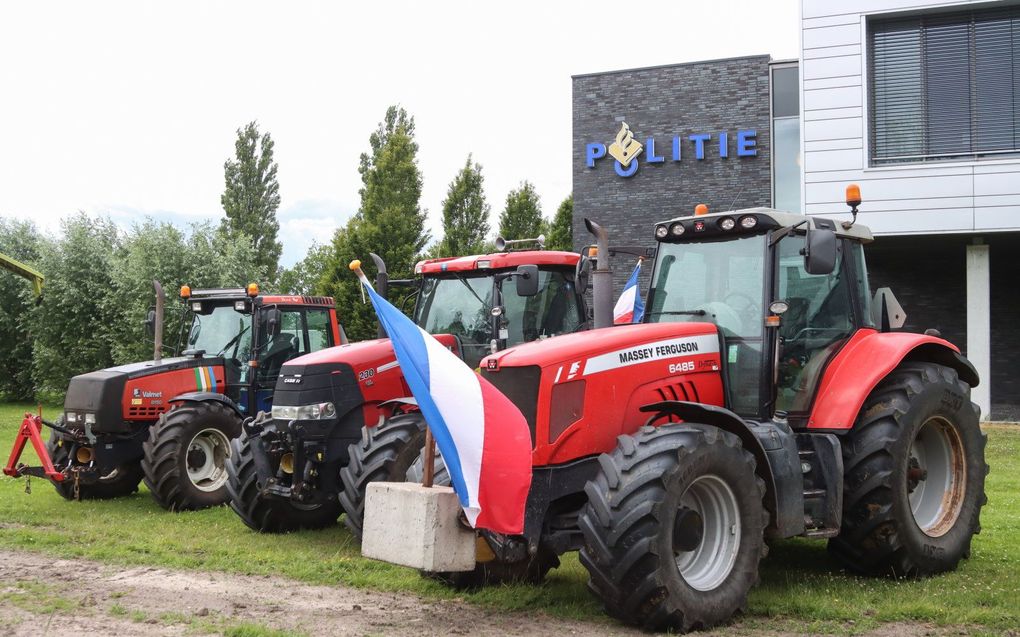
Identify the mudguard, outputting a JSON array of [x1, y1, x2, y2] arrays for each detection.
[[170, 391, 243, 417], [807, 328, 979, 430]]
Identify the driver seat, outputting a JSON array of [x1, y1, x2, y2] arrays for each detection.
[[259, 334, 298, 381]]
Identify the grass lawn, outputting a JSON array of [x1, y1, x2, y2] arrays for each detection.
[[1, 402, 1017, 633]]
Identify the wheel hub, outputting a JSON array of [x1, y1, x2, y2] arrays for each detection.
[[186, 428, 231, 492], [908, 417, 966, 537], [673, 474, 741, 592]]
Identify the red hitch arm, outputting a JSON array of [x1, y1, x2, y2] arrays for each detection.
[[3, 413, 65, 482]]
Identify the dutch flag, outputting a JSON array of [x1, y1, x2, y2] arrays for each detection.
[[613, 259, 645, 324], [352, 262, 533, 535]]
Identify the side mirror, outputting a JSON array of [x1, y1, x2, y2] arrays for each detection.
[[872, 287, 906, 331], [575, 257, 592, 291], [144, 307, 156, 338], [804, 226, 837, 275], [515, 264, 540, 297], [265, 308, 283, 339]]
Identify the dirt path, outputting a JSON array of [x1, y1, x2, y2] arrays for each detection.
[[0, 549, 987, 637]]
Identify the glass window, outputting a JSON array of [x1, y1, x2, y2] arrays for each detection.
[[772, 66, 799, 118], [869, 7, 1020, 164], [187, 305, 251, 357], [500, 269, 584, 347], [773, 117, 801, 212], [257, 309, 306, 384], [648, 235, 766, 417], [306, 309, 333, 352], [415, 274, 494, 369], [775, 235, 853, 413]]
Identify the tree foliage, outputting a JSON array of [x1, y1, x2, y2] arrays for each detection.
[[497, 181, 545, 242], [546, 194, 574, 252], [0, 219, 44, 400], [437, 155, 490, 257], [221, 121, 283, 279], [277, 242, 330, 295], [319, 105, 428, 340]]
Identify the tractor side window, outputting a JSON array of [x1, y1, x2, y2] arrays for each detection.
[[306, 309, 333, 351], [775, 235, 853, 413], [501, 269, 584, 347], [257, 309, 306, 385]]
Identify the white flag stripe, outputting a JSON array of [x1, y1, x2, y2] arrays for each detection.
[[417, 324, 485, 524]]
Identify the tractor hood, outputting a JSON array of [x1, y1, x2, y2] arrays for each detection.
[[64, 356, 226, 434]]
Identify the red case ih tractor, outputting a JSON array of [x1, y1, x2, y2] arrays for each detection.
[[4, 283, 343, 511], [226, 242, 609, 534], [395, 192, 987, 631]]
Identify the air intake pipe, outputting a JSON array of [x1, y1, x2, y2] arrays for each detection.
[[584, 218, 612, 329], [153, 280, 165, 364], [369, 253, 388, 339]]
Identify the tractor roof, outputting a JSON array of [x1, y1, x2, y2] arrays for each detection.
[[188, 288, 334, 307], [656, 207, 874, 243], [415, 250, 580, 275]]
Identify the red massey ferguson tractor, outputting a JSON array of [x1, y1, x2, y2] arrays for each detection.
[[401, 196, 987, 631], [4, 283, 342, 511], [226, 242, 613, 534]]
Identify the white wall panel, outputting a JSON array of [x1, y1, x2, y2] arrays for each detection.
[[804, 86, 863, 110], [803, 106, 862, 121], [975, 207, 1020, 229], [803, 44, 862, 60], [805, 138, 864, 152], [803, 24, 862, 49], [805, 148, 864, 172], [805, 117, 863, 142], [975, 172, 1020, 197], [803, 55, 862, 80], [804, 76, 863, 91], [853, 208, 974, 233]]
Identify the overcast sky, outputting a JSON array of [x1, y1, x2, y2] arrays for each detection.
[[0, 1, 799, 266]]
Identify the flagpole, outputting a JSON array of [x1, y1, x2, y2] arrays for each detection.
[[350, 258, 438, 489]]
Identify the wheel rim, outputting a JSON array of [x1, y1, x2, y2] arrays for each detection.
[[674, 474, 741, 592], [186, 428, 231, 492], [908, 417, 966, 537]]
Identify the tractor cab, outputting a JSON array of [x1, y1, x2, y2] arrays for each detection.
[[412, 249, 587, 368], [176, 284, 343, 415], [646, 204, 875, 424]]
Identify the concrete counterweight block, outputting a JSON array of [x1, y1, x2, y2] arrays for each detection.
[[361, 482, 477, 572]]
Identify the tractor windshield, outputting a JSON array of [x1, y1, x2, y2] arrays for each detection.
[[415, 268, 583, 369], [646, 234, 766, 416], [186, 304, 252, 358]]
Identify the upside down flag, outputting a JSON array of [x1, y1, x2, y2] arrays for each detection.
[[352, 263, 532, 534], [613, 259, 645, 324]]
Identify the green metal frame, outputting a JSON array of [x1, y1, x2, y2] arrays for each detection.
[[0, 252, 44, 298]]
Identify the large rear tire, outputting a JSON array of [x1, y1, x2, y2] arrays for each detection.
[[339, 413, 426, 540], [142, 401, 241, 511], [227, 429, 342, 533], [829, 362, 987, 577], [578, 424, 767, 632], [405, 450, 560, 587], [47, 428, 144, 501]]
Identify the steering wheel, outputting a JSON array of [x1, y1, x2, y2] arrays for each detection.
[[723, 291, 756, 314]]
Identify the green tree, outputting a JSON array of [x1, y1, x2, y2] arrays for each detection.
[[546, 194, 574, 251], [437, 155, 490, 257], [278, 242, 330, 295], [320, 106, 429, 340], [0, 219, 45, 400], [30, 213, 122, 396], [221, 121, 283, 279], [498, 181, 545, 242], [109, 220, 267, 364]]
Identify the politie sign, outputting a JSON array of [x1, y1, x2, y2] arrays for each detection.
[[586, 122, 757, 177]]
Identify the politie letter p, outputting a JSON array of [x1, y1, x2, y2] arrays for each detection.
[[586, 143, 606, 168]]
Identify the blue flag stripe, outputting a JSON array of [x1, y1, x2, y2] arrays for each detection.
[[363, 283, 470, 503]]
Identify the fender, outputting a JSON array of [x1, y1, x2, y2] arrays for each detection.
[[170, 391, 243, 418], [372, 397, 419, 427], [807, 328, 979, 430], [639, 400, 806, 538]]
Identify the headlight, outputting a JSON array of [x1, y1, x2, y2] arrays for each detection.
[[65, 412, 80, 424], [719, 217, 735, 231], [739, 215, 758, 229], [84, 413, 96, 425], [271, 402, 336, 421], [655, 225, 669, 239]]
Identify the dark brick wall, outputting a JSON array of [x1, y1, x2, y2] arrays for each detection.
[[571, 55, 773, 293], [865, 234, 1020, 419]]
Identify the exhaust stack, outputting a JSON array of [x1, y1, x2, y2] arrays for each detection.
[[584, 219, 612, 329], [153, 280, 165, 365], [369, 253, 389, 339]]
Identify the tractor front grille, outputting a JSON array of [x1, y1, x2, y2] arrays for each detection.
[[481, 365, 541, 446]]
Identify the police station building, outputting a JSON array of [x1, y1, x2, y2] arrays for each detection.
[[572, 0, 1020, 419]]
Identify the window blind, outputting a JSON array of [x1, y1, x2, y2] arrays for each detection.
[[869, 7, 1020, 164]]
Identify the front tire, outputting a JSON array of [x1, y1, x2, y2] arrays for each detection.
[[578, 424, 767, 632], [339, 413, 426, 540], [142, 401, 241, 511], [829, 362, 987, 577], [227, 429, 342, 533]]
